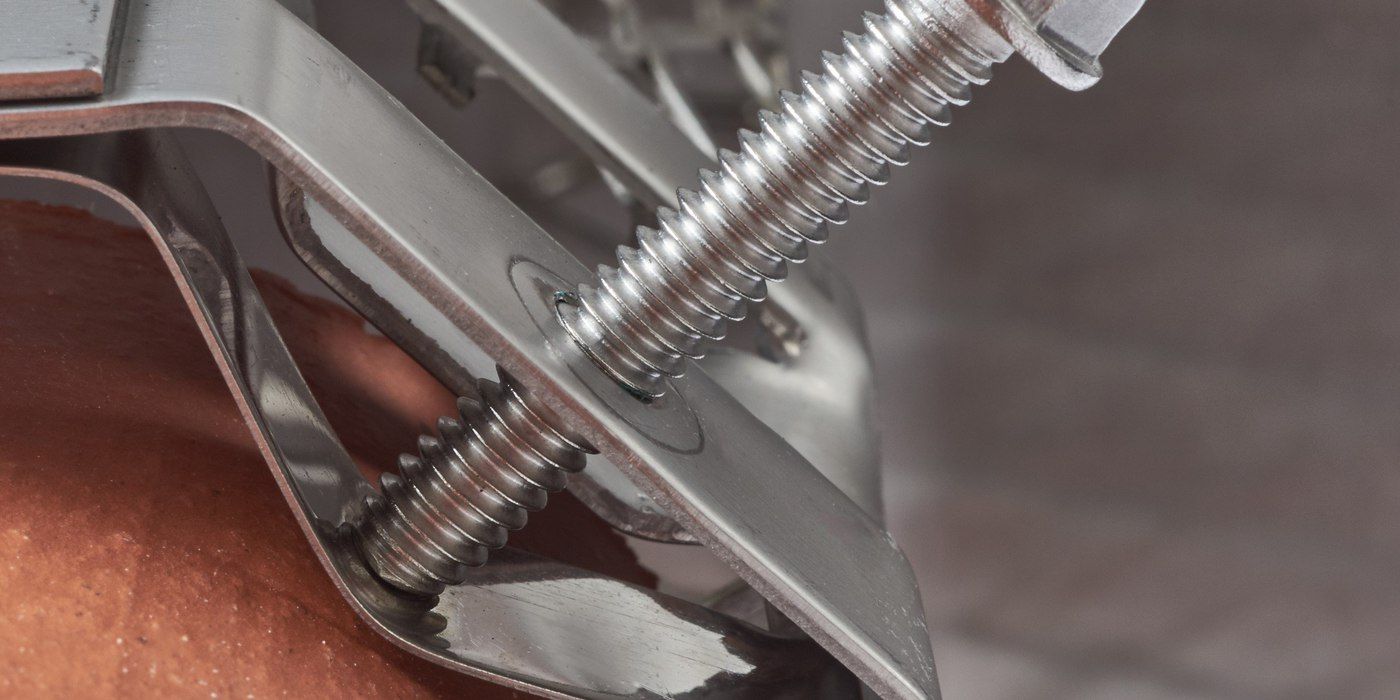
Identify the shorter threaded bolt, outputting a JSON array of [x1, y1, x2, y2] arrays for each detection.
[[355, 368, 593, 596]]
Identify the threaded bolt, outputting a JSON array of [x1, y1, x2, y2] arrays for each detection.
[[557, 0, 1007, 398]]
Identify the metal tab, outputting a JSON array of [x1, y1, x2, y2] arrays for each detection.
[[0, 0, 122, 101]]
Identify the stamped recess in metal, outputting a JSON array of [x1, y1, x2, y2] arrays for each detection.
[[0, 0, 123, 101]]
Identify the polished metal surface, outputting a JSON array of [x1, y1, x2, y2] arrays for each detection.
[[703, 258, 883, 515], [0, 0, 122, 101], [0, 0, 1152, 696], [0, 130, 857, 698], [354, 366, 598, 596], [0, 1, 939, 696], [1025, 0, 1146, 61]]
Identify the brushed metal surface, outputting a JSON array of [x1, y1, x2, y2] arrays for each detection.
[[0, 0, 121, 101]]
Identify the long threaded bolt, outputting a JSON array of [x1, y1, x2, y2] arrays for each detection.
[[557, 0, 1141, 398], [557, 0, 1003, 398]]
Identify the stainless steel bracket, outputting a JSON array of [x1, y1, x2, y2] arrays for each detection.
[[0, 1, 938, 698], [0, 130, 853, 698]]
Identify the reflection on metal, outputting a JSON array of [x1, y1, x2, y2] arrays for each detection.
[[704, 258, 883, 516], [0, 130, 856, 698], [0, 0, 122, 101]]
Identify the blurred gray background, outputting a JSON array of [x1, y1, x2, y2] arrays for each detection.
[[13, 1, 1399, 697]]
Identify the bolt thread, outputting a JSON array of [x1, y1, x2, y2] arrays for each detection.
[[560, 0, 1003, 396], [356, 369, 592, 596]]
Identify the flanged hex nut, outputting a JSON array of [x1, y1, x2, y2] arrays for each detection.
[[962, 0, 1146, 89]]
